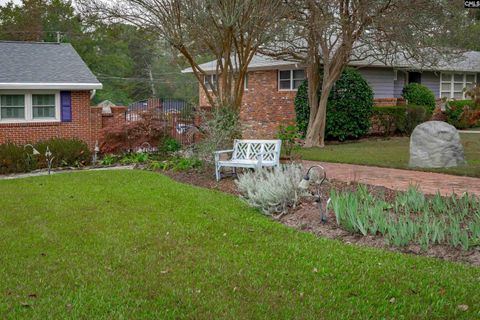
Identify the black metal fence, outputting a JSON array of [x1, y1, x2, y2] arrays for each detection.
[[127, 98, 196, 145]]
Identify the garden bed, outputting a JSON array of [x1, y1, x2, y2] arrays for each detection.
[[158, 166, 480, 266]]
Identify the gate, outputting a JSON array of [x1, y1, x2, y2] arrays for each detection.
[[127, 98, 196, 145]]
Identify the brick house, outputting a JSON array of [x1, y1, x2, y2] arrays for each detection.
[[0, 41, 125, 149], [185, 53, 480, 138]]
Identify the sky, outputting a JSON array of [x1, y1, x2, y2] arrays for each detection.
[[0, 0, 21, 5]]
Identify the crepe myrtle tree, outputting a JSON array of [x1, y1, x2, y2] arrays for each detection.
[[77, 0, 286, 111], [262, 0, 469, 147]]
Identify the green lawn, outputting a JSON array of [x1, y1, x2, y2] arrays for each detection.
[[300, 133, 480, 177], [1, 170, 479, 319]]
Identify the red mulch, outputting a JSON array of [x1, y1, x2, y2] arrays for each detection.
[[158, 167, 480, 266]]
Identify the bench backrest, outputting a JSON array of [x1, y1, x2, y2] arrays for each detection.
[[232, 139, 282, 162]]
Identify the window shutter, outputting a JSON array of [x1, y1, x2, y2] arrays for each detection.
[[60, 91, 72, 122]]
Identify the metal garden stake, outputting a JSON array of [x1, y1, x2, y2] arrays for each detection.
[[299, 165, 328, 222]]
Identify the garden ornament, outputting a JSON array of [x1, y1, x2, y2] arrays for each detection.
[[93, 140, 100, 163], [299, 165, 328, 222], [45, 146, 55, 175]]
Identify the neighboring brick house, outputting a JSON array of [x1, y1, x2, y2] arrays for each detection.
[[0, 41, 124, 149], [186, 53, 480, 138]]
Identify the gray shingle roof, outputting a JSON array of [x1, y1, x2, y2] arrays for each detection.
[[183, 51, 480, 74], [0, 41, 102, 89]]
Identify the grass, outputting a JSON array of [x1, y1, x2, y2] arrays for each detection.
[[1, 170, 479, 319], [300, 133, 480, 177]]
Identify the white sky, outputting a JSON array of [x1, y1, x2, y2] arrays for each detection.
[[0, 0, 21, 5]]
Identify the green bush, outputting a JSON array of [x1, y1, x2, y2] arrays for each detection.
[[0, 138, 91, 175], [34, 138, 91, 168], [448, 100, 477, 110], [294, 69, 374, 141], [293, 81, 309, 137], [401, 83, 436, 114], [404, 104, 429, 134], [325, 68, 374, 141], [159, 137, 181, 154], [276, 124, 300, 156], [372, 105, 430, 136], [0, 143, 32, 174], [372, 106, 407, 136]]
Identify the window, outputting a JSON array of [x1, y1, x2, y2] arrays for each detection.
[[440, 73, 477, 99], [278, 69, 306, 90], [204, 74, 217, 91], [0, 92, 59, 122], [33, 94, 56, 119], [0, 95, 25, 119], [244, 73, 249, 90]]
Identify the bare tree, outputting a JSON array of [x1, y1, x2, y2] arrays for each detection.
[[263, 0, 467, 147], [77, 0, 286, 110]]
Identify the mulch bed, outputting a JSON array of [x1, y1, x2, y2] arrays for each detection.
[[160, 166, 480, 266]]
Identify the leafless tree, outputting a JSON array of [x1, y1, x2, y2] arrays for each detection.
[[77, 0, 286, 111], [262, 0, 468, 147]]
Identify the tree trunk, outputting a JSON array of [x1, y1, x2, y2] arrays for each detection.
[[304, 81, 334, 148], [306, 60, 320, 135]]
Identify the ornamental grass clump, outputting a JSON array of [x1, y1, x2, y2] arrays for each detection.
[[236, 165, 307, 216], [329, 185, 480, 250]]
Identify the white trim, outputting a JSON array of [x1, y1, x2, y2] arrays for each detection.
[[440, 72, 477, 99], [278, 69, 305, 91], [0, 83, 102, 90], [0, 90, 61, 123]]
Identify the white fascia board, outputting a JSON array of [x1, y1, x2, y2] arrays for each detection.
[[0, 83, 103, 90]]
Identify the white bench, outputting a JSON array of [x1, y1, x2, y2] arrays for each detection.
[[214, 139, 282, 181]]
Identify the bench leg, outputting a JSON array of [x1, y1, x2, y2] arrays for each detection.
[[215, 164, 221, 181]]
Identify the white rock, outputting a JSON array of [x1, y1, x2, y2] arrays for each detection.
[[409, 121, 465, 168]]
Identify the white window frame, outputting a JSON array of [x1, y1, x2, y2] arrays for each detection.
[[0, 90, 61, 123], [204, 74, 217, 91], [244, 73, 249, 91], [440, 72, 477, 100], [278, 69, 306, 91]]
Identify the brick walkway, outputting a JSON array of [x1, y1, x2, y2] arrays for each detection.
[[303, 161, 480, 196]]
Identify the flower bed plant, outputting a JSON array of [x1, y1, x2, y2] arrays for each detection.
[[329, 185, 480, 250]]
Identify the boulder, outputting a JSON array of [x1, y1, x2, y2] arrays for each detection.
[[409, 121, 465, 168]]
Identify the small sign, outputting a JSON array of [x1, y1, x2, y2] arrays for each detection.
[[465, 0, 480, 8]]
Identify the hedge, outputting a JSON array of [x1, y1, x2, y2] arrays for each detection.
[[371, 104, 430, 135], [0, 138, 91, 175]]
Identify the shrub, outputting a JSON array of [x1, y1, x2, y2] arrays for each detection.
[[371, 106, 407, 136], [445, 100, 480, 129], [371, 105, 429, 136], [236, 165, 307, 216], [401, 83, 436, 114], [294, 69, 374, 141], [276, 124, 300, 156], [293, 81, 309, 137], [159, 137, 181, 154], [0, 138, 91, 174], [0, 143, 32, 174], [101, 110, 169, 154], [404, 105, 429, 134], [325, 69, 374, 141], [34, 138, 91, 168], [148, 157, 202, 171], [195, 107, 241, 161]]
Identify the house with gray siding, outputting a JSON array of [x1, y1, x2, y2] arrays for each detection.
[[185, 53, 480, 138]]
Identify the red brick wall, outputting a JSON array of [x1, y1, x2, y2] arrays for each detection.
[[200, 70, 297, 138], [0, 91, 127, 149], [199, 70, 419, 138]]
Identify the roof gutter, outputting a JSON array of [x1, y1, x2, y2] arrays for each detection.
[[0, 83, 103, 90]]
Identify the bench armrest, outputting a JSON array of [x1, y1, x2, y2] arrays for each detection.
[[214, 149, 234, 154], [214, 149, 234, 162]]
